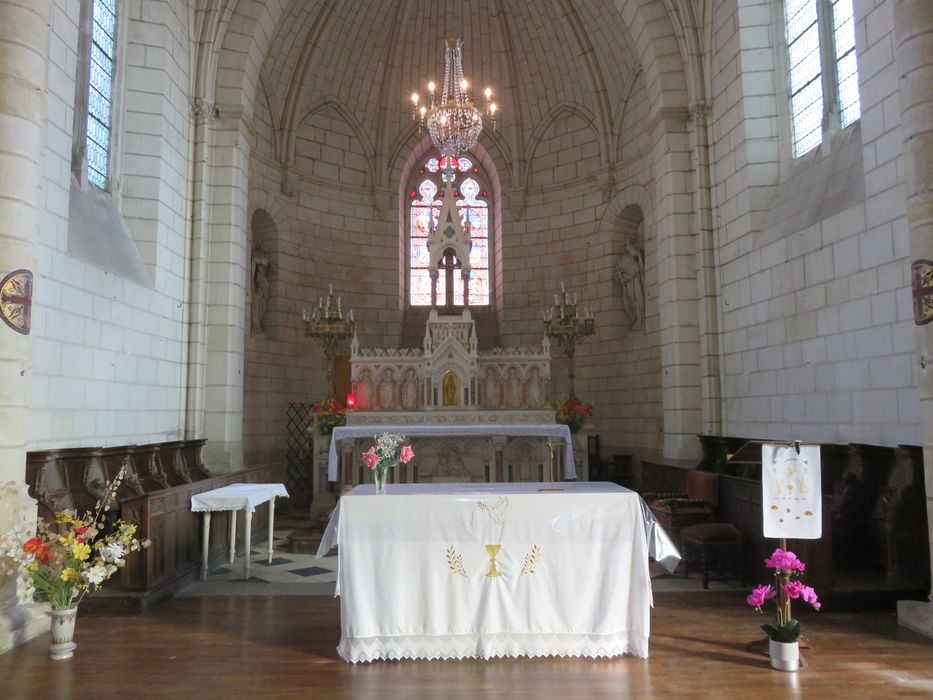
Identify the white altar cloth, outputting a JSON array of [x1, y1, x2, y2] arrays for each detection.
[[327, 423, 577, 481], [190, 483, 289, 512], [317, 482, 679, 663]]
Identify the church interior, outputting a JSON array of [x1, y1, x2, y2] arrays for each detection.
[[2, 0, 933, 696]]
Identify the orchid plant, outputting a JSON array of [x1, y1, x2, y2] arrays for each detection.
[[747, 548, 820, 643]]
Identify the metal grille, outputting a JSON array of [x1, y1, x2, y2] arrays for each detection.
[[286, 403, 315, 507]]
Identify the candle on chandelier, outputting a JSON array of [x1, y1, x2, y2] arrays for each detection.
[[428, 81, 436, 94]]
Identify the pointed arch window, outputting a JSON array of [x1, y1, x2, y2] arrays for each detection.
[[407, 154, 491, 307]]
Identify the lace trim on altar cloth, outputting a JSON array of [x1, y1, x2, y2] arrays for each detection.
[[337, 631, 649, 663]]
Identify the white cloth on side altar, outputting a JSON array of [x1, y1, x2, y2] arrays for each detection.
[[317, 482, 680, 662], [190, 483, 289, 512], [327, 423, 577, 481]]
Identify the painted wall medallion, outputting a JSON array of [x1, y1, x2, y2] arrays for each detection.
[[912, 260, 933, 325], [0, 268, 33, 335]]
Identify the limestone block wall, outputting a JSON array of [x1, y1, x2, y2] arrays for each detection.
[[29, 0, 192, 448], [710, 0, 918, 445]]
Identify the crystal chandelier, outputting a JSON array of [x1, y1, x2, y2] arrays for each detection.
[[411, 38, 497, 158]]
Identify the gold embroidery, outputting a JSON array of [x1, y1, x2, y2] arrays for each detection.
[[521, 544, 542, 575], [446, 546, 468, 578], [485, 544, 503, 578], [476, 496, 509, 525]]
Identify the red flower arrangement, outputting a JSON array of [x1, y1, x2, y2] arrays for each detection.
[[312, 398, 347, 435], [555, 398, 593, 433]]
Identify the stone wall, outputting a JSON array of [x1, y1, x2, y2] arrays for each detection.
[[710, 0, 917, 445], [29, 0, 193, 448]]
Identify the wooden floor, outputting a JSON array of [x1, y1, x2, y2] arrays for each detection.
[[2, 592, 932, 699]]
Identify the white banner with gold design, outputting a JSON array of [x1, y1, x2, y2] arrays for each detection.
[[318, 482, 679, 663], [761, 443, 821, 539]]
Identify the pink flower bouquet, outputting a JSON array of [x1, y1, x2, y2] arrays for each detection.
[[364, 433, 415, 493], [747, 548, 820, 643]]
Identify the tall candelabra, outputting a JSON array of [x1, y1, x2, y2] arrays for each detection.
[[303, 284, 355, 399], [541, 282, 595, 400]]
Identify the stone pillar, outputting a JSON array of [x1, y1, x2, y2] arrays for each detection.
[[895, 0, 933, 638], [651, 109, 703, 460], [200, 114, 252, 472], [0, 0, 52, 651]]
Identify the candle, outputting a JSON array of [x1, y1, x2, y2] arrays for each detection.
[[554, 293, 559, 306]]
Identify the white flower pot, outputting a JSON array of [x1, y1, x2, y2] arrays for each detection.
[[49, 606, 78, 660], [769, 639, 799, 671]]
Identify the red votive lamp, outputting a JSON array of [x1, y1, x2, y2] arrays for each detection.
[[346, 393, 356, 410]]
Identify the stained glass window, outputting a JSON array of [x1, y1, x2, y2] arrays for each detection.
[[784, 0, 823, 157], [831, 0, 861, 127], [783, 0, 862, 158], [408, 154, 491, 307], [86, 0, 116, 189]]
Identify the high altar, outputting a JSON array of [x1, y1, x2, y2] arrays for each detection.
[[311, 310, 582, 515]]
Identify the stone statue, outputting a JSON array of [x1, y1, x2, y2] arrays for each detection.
[[251, 245, 271, 334], [379, 369, 396, 410], [402, 368, 419, 409], [443, 371, 460, 407], [528, 367, 543, 408], [505, 367, 522, 409], [616, 238, 645, 331], [358, 369, 374, 410], [483, 368, 500, 409]]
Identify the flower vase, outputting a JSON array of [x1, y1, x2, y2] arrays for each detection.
[[374, 464, 388, 494], [49, 607, 78, 661], [769, 639, 799, 671]]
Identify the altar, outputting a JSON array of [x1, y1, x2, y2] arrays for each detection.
[[311, 310, 586, 515], [317, 482, 680, 662]]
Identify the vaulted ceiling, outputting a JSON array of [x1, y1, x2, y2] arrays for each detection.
[[253, 0, 652, 177]]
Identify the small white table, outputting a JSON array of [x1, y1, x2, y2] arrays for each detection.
[[191, 483, 289, 580]]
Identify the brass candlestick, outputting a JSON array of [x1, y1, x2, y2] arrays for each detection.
[[542, 282, 595, 400], [303, 284, 355, 399]]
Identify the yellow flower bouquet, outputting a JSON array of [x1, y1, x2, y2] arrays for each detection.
[[0, 468, 149, 611]]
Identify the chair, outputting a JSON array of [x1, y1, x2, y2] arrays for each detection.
[[586, 434, 614, 482], [679, 522, 745, 589], [645, 469, 745, 588], [645, 469, 720, 543]]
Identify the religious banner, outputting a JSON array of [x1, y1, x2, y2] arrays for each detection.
[[761, 443, 821, 539]]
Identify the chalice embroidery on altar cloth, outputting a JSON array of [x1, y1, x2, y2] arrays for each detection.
[[485, 544, 503, 578]]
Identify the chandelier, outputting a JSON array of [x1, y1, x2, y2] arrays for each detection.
[[411, 38, 497, 158]]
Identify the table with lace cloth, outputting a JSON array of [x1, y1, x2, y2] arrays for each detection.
[[317, 482, 679, 663]]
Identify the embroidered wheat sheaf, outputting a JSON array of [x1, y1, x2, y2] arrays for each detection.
[[446, 546, 468, 578], [521, 544, 542, 575]]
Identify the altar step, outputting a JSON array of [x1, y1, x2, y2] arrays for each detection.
[[285, 513, 332, 554]]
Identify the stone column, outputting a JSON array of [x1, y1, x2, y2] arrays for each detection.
[[895, 0, 933, 638], [0, 0, 52, 651], [651, 109, 703, 460], [199, 114, 252, 472]]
